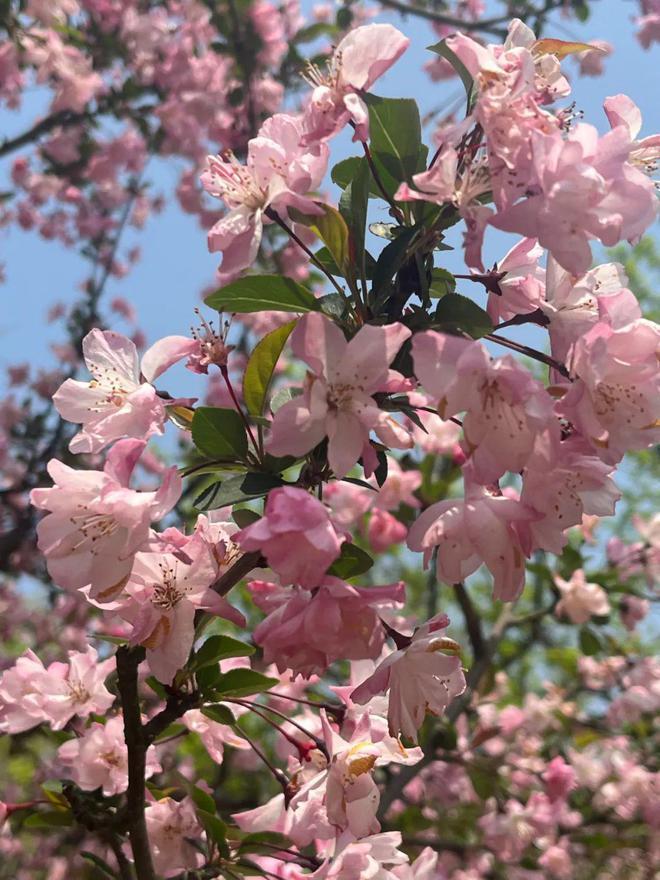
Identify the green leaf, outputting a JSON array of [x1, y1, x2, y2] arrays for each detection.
[[314, 245, 376, 280], [145, 676, 167, 699], [205, 275, 320, 314], [433, 294, 493, 339], [80, 852, 116, 877], [196, 808, 230, 857], [365, 94, 423, 186], [427, 39, 474, 108], [327, 543, 374, 579], [371, 227, 418, 303], [194, 472, 284, 510], [192, 407, 248, 460], [193, 635, 255, 669], [294, 22, 339, 43], [467, 765, 498, 800], [196, 663, 223, 692], [339, 157, 370, 270], [291, 204, 351, 276], [318, 292, 348, 320], [332, 157, 382, 198], [213, 668, 278, 698], [238, 831, 294, 855], [233, 508, 261, 529], [429, 268, 457, 298], [201, 704, 237, 726], [269, 386, 302, 414], [189, 784, 217, 815], [24, 810, 73, 829], [579, 626, 603, 656], [243, 321, 296, 417]]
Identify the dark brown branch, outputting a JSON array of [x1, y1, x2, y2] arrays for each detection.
[[212, 550, 264, 597], [116, 646, 156, 880], [485, 332, 570, 379], [376, 0, 511, 36], [453, 582, 485, 660]]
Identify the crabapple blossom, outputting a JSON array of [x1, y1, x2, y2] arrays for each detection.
[[311, 831, 409, 879], [554, 569, 610, 624], [559, 315, 660, 463], [181, 707, 249, 764], [117, 534, 245, 684], [57, 715, 161, 796], [352, 614, 466, 742], [268, 313, 413, 478], [235, 486, 344, 588], [53, 328, 197, 453], [250, 578, 405, 678], [144, 797, 204, 877], [412, 330, 556, 484], [407, 479, 534, 601], [485, 237, 545, 324], [367, 508, 407, 552], [201, 113, 328, 282], [301, 24, 410, 143], [30, 438, 181, 600]]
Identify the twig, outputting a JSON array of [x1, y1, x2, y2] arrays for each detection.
[[376, 0, 510, 36], [265, 207, 347, 299], [357, 135, 405, 224], [485, 332, 570, 379], [453, 582, 485, 660], [116, 646, 156, 880]]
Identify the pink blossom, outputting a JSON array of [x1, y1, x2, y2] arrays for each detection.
[[268, 314, 412, 478], [144, 797, 204, 877], [53, 329, 197, 453], [538, 841, 573, 879], [576, 40, 613, 77], [312, 832, 409, 880], [554, 569, 610, 624], [323, 480, 373, 529], [603, 93, 660, 180], [405, 391, 462, 457], [620, 595, 650, 631], [30, 439, 181, 600], [301, 24, 409, 143], [521, 437, 620, 555], [201, 114, 327, 283], [58, 715, 161, 795], [251, 578, 405, 678], [407, 480, 534, 602], [559, 316, 660, 463], [487, 238, 545, 324], [412, 330, 556, 484], [392, 847, 439, 880], [491, 122, 658, 274], [542, 756, 576, 803], [118, 531, 244, 684], [181, 708, 249, 763], [235, 487, 344, 588], [368, 508, 407, 553], [352, 615, 465, 742], [372, 458, 421, 511]]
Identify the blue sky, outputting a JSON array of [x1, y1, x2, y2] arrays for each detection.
[[0, 0, 658, 393]]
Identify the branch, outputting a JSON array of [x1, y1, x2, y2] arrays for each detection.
[[116, 646, 156, 880], [376, 0, 511, 36], [212, 550, 264, 597], [485, 332, 570, 379], [453, 582, 485, 660], [0, 108, 92, 159]]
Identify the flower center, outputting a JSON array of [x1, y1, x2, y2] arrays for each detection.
[[206, 152, 267, 210]]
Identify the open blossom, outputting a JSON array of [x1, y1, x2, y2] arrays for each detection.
[[311, 831, 409, 880], [30, 439, 181, 600], [352, 615, 466, 742], [554, 569, 610, 624], [323, 714, 423, 838], [492, 121, 658, 274], [235, 487, 344, 588], [268, 313, 412, 478], [301, 24, 409, 143], [0, 646, 114, 733], [407, 479, 535, 601], [603, 93, 660, 174], [521, 436, 620, 555], [53, 328, 197, 453], [201, 113, 327, 282], [118, 532, 245, 684], [181, 707, 249, 764], [367, 508, 407, 553], [144, 797, 204, 878], [58, 715, 161, 796], [486, 237, 545, 324], [559, 314, 660, 463], [412, 330, 556, 484], [250, 578, 405, 678]]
